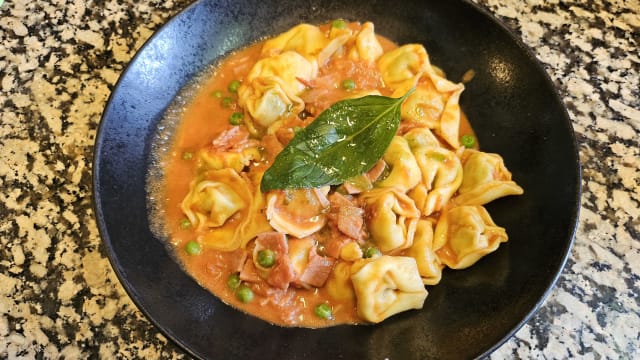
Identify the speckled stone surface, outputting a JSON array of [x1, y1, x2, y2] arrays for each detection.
[[0, 0, 638, 358]]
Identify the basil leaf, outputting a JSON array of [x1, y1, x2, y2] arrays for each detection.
[[261, 90, 413, 191]]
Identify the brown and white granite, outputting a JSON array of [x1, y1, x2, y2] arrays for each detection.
[[0, 0, 638, 358]]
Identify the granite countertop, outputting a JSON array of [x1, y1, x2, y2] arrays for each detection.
[[1, 0, 638, 358]]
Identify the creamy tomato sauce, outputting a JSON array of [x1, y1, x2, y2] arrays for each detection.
[[163, 42, 364, 327], [160, 22, 480, 328]]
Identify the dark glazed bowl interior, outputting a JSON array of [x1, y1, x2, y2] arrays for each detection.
[[93, 0, 581, 359]]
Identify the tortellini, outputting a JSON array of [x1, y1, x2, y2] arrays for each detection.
[[240, 22, 386, 129], [181, 169, 271, 250], [404, 219, 443, 285], [402, 79, 464, 149], [318, 33, 351, 65], [351, 256, 428, 323], [403, 125, 441, 150], [197, 146, 260, 172], [239, 84, 291, 129], [340, 242, 364, 261], [375, 136, 421, 192], [378, 44, 465, 148], [454, 149, 524, 205], [325, 261, 356, 302], [433, 205, 508, 269], [409, 145, 463, 216], [361, 188, 420, 253], [181, 169, 248, 230], [238, 51, 318, 127], [261, 24, 328, 60], [401, 81, 444, 129], [348, 22, 384, 63], [423, 83, 464, 149], [383, 44, 462, 95], [265, 187, 329, 239], [378, 44, 429, 91]]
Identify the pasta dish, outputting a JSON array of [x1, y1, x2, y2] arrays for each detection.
[[157, 20, 524, 327]]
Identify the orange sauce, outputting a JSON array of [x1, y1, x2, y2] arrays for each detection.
[[163, 42, 362, 327], [160, 23, 477, 327]]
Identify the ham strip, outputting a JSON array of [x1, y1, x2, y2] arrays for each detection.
[[328, 192, 354, 208], [299, 247, 335, 287], [254, 232, 296, 290], [239, 260, 261, 283], [313, 187, 331, 208], [324, 235, 353, 259], [255, 232, 288, 255], [228, 248, 248, 273], [337, 205, 364, 239], [211, 126, 252, 150], [341, 182, 366, 195], [267, 260, 296, 290], [327, 192, 365, 240], [261, 134, 284, 163], [366, 159, 387, 183]]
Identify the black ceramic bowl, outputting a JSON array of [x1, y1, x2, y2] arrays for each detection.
[[93, 0, 581, 358]]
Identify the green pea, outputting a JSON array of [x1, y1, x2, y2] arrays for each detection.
[[363, 246, 381, 258], [227, 273, 241, 291], [341, 78, 356, 90], [331, 19, 347, 29], [461, 134, 476, 148], [184, 241, 202, 255], [236, 285, 254, 303], [257, 249, 276, 268], [182, 151, 193, 160], [314, 303, 333, 319], [228, 79, 241, 93], [229, 112, 243, 125], [179, 218, 192, 230], [221, 96, 233, 108], [211, 90, 223, 98]]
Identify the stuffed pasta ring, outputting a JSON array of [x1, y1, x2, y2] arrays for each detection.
[[351, 255, 428, 323]]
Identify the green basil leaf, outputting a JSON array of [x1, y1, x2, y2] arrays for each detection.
[[261, 90, 413, 191]]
